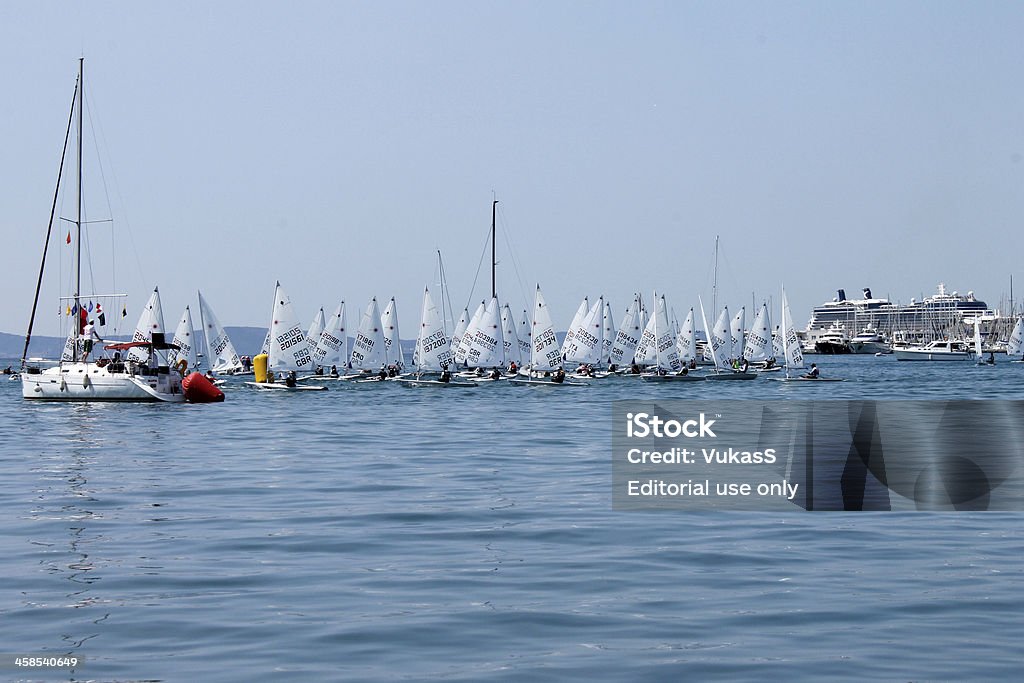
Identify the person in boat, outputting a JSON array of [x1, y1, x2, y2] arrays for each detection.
[[988, 352, 996, 365], [508, 360, 518, 374], [763, 357, 776, 369], [552, 367, 566, 384], [378, 366, 388, 381], [267, 370, 276, 384], [205, 370, 217, 383], [329, 365, 339, 377], [2, 366, 11, 375], [489, 367, 501, 379], [82, 320, 102, 362], [677, 366, 688, 376], [314, 365, 323, 376], [285, 370, 297, 387], [689, 358, 697, 369], [740, 357, 749, 373], [475, 367, 485, 377], [608, 363, 618, 373], [803, 363, 819, 379], [440, 364, 451, 383], [629, 362, 640, 375]]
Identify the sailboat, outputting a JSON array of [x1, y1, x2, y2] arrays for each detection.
[[564, 296, 607, 377], [639, 294, 697, 382], [743, 302, 778, 371], [1008, 317, 1024, 362], [348, 297, 389, 381], [245, 282, 327, 391], [308, 302, 349, 377], [974, 318, 994, 366], [608, 296, 643, 374], [509, 285, 587, 386], [170, 306, 198, 374], [399, 288, 477, 388], [778, 287, 843, 382], [381, 297, 406, 371], [700, 302, 757, 380], [21, 60, 184, 402], [198, 291, 245, 374]]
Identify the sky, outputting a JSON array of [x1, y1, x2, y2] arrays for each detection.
[[3, 1, 1024, 340]]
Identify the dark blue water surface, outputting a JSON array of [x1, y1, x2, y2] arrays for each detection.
[[1, 355, 1022, 681]]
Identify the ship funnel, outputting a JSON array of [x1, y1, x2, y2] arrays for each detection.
[[863, 288, 872, 299], [837, 289, 847, 302]]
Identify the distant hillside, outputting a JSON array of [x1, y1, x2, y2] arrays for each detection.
[[0, 327, 270, 361], [1, 327, 425, 364]]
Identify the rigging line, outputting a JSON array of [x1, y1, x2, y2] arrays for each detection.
[[463, 222, 492, 314], [85, 80, 142, 301], [496, 203, 531, 316], [22, 75, 78, 368]]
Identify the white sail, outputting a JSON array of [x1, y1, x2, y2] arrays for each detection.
[[171, 306, 197, 371], [743, 302, 773, 362], [414, 288, 453, 371], [517, 310, 532, 361], [676, 308, 697, 362], [198, 291, 242, 373], [312, 302, 348, 369], [730, 306, 745, 361], [772, 326, 785, 361], [449, 308, 470, 357], [780, 288, 804, 371], [381, 297, 405, 368], [268, 282, 313, 372], [127, 288, 166, 364], [560, 297, 589, 360], [652, 295, 682, 371], [350, 297, 387, 370], [307, 308, 326, 348], [501, 303, 522, 366], [973, 318, 984, 362], [460, 297, 504, 368], [602, 300, 615, 363], [564, 296, 604, 365], [530, 285, 562, 372], [609, 297, 642, 367], [1008, 317, 1024, 357], [454, 301, 486, 365]]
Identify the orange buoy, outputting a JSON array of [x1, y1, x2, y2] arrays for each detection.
[[182, 372, 225, 403]]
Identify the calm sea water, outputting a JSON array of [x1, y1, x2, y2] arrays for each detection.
[[1, 355, 1022, 681]]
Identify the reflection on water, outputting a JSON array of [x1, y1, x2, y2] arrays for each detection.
[[1, 357, 1023, 681]]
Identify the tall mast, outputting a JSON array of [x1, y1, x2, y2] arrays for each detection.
[[74, 57, 84, 359], [491, 199, 498, 299]]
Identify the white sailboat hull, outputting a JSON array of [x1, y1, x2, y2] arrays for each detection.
[[21, 362, 185, 402]]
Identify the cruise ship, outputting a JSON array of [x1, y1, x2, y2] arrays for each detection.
[[804, 284, 992, 350]]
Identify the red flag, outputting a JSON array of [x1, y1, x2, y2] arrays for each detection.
[[66, 231, 71, 245]]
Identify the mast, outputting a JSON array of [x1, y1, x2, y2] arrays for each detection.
[[21, 66, 79, 369], [197, 291, 209, 372], [74, 57, 83, 360], [491, 199, 498, 299], [712, 235, 719, 316]]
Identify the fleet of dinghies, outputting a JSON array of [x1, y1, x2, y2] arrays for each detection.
[[21, 60, 858, 404]]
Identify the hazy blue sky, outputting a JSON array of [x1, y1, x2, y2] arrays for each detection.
[[3, 1, 1023, 340]]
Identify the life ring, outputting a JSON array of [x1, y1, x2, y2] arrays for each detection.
[[176, 359, 189, 376]]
